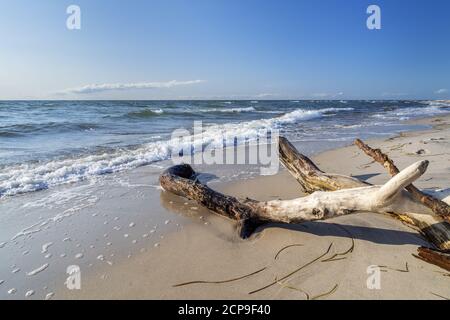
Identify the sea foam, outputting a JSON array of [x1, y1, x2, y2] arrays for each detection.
[[0, 107, 353, 197], [371, 105, 448, 120]]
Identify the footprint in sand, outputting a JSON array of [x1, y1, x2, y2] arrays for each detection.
[[415, 149, 429, 155], [25, 290, 34, 298], [45, 292, 55, 300], [7, 288, 16, 295]]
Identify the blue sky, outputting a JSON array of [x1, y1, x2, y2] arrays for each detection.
[[0, 0, 449, 100]]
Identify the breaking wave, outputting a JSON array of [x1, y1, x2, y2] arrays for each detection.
[[0, 107, 353, 197]]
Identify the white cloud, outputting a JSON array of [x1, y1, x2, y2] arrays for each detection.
[[254, 93, 278, 98], [435, 88, 448, 94], [60, 80, 205, 94], [311, 92, 344, 98]]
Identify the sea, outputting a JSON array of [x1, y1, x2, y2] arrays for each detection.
[[1, 100, 449, 198]]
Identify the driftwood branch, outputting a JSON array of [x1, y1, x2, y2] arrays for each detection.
[[255, 160, 429, 223], [159, 164, 265, 238], [160, 137, 450, 251], [354, 138, 450, 220], [279, 137, 450, 251], [278, 137, 369, 192], [159, 157, 448, 246], [278, 137, 450, 250], [414, 247, 450, 272]]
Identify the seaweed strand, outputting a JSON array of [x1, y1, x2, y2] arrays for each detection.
[[173, 266, 267, 287], [274, 244, 304, 260], [248, 243, 333, 295]]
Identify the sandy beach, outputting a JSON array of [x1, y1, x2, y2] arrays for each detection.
[[2, 1, 450, 306], [1, 114, 447, 300]]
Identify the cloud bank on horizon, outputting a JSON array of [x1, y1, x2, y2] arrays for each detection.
[[60, 80, 205, 94]]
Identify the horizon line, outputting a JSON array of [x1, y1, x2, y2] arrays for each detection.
[[0, 98, 445, 102]]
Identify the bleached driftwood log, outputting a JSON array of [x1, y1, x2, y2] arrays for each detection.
[[252, 160, 429, 221], [278, 137, 450, 250], [160, 158, 446, 246]]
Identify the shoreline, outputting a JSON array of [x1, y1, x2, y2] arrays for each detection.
[[0, 114, 449, 299], [60, 114, 450, 299]]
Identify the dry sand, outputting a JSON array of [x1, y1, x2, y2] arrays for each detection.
[[1, 115, 448, 300], [53, 115, 450, 300]]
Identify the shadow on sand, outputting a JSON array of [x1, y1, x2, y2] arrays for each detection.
[[160, 190, 428, 247], [258, 220, 427, 247]]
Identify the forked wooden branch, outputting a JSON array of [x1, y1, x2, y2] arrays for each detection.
[[159, 158, 446, 247], [278, 137, 450, 250], [253, 160, 429, 222], [354, 138, 450, 220]]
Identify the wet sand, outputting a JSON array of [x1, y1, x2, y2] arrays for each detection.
[[0, 115, 449, 300]]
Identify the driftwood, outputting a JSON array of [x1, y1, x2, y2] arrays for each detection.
[[278, 136, 370, 192], [161, 161, 429, 229], [159, 163, 265, 238], [160, 156, 446, 246], [414, 247, 450, 272], [160, 137, 450, 251], [354, 138, 450, 220], [278, 137, 450, 250]]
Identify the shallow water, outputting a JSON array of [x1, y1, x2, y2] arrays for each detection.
[[0, 111, 449, 299], [0, 100, 449, 197]]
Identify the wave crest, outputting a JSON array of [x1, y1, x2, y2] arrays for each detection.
[[0, 107, 353, 197]]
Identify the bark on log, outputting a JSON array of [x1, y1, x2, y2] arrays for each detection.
[[257, 160, 431, 222], [414, 247, 450, 272], [160, 137, 450, 250], [278, 137, 369, 192], [159, 160, 448, 248], [159, 164, 265, 238], [354, 138, 450, 220], [278, 137, 450, 250]]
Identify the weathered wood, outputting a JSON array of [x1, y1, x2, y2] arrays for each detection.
[[354, 138, 450, 220], [254, 160, 431, 222], [159, 137, 450, 250], [278, 137, 450, 250], [414, 247, 450, 272], [159, 160, 450, 250], [278, 137, 369, 192], [159, 163, 265, 238]]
